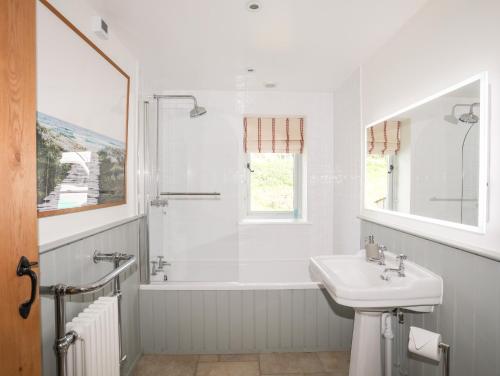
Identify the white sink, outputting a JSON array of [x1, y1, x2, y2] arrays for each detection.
[[310, 250, 443, 376], [309, 251, 443, 310]]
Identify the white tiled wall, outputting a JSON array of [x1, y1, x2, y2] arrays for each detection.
[[332, 70, 362, 254], [149, 90, 335, 281]]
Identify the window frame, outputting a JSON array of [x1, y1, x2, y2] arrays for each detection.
[[245, 152, 302, 220]]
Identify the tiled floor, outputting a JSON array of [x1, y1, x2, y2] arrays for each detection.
[[133, 351, 349, 376]]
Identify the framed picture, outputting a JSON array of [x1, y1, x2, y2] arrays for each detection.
[[36, 0, 130, 217]]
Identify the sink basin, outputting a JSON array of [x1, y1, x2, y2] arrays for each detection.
[[310, 250, 443, 376], [310, 251, 443, 310]]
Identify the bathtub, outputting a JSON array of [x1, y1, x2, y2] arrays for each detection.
[[140, 259, 319, 290], [139, 259, 353, 354]]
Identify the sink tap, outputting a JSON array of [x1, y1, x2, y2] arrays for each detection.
[[381, 253, 407, 280]]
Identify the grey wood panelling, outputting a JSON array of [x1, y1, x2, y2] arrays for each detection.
[[362, 220, 500, 376], [40, 217, 145, 376], [140, 288, 354, 354]]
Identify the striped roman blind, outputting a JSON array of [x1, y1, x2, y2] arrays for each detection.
[[367, 120, 401, 156], [243, 117, 304, 153]]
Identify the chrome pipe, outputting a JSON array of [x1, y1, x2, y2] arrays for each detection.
[[439, 343, 450, 376], [58, 256, 135, 296], [143, 100, 151, 284], [54, 286, 68, 376], [155, 96, 161, 200], [153, 94, 199, 107]]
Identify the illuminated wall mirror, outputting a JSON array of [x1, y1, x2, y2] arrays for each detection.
[[363, 73, 488, 233]]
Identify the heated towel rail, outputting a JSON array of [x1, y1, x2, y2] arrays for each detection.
[[40, 252, 136, 376]]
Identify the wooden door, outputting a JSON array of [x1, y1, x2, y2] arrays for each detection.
[[0, 0, 41, 375]]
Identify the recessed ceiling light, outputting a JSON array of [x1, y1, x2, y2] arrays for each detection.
[[247, 1, 261, 12], [264, 81, 277, 89], [247, 67, 255, 73]]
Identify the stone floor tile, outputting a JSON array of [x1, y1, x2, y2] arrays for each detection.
[[199, 354, 220, 362], [133, 354, 198, 376], [219, 354, 259, 362], [196, 361, 260, 376], [316, 351, 349, 372], [259, 352, 323, 374]]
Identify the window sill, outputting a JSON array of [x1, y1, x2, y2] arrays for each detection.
[[239, 218, 311, 225]]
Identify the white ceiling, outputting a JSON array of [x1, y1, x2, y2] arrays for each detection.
[[87, 0, 429, 93]]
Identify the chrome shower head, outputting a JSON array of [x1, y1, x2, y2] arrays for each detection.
[[459, 111, 479, 124], [190, 105, 207, 118], [154, 94, 207, 118], [444, 102, 479, 125]]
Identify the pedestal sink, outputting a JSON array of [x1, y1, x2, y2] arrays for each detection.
[[310, 250, 443, 376]]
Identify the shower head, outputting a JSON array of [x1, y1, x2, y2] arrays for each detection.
[[458, 106, 479, 124], [190, 105, 207, 118], [444, 103, 480, 125], [154, 94, 207, 118]]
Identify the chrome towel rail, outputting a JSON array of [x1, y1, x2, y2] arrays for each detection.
[[151, 192, 221, 207], [40, 253, 136, 376]]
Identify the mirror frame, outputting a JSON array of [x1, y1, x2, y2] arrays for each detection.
[[361, 72, 489, 234]]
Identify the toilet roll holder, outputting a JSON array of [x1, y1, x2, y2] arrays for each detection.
[[438, 343, 450, 376]]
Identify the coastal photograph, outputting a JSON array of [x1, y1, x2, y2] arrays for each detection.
[[36, 112, 126, 214]]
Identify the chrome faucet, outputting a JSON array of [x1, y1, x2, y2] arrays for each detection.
[[157, 256, 171, 270], [381, 254, 407, 280], [378, 245, 387, 266], [150, 260, 158, 276]]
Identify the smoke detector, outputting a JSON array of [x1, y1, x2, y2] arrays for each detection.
[[247, 1, 261, 12]]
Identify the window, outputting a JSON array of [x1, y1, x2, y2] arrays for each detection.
[[365, 154, 396, 210], [247, 153, 302, 218], [243, 116, 305, 220]]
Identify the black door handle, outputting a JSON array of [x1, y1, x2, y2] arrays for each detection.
[[16, 256, 38, 319]]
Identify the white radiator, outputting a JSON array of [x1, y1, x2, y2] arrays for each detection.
[[66, 296, 120, 376]]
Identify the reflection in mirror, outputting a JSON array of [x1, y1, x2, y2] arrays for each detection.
[[365, 79, 481, 227]]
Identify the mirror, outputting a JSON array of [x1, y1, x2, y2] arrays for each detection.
[[364, 74, 488, 231]]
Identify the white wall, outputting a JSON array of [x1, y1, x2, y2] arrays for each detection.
[[332, 70, 362, 253], [335, 0, 500, 256], [38, 0, 140, 246], [150, 90, 334, 281]]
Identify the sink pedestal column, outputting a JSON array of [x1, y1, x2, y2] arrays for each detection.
[[349, 310, 382, 376]]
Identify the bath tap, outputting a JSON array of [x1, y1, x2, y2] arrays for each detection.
[[157, 256, 171, 270], [381, 254, 407, 281], [150, 260, 158, 276]]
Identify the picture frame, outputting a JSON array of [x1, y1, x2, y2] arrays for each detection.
[[36, 0, 130, 217]]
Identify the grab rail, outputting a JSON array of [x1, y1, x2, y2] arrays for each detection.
[[40, 253, 136, 376], [151, 192, 221, 207], [160, 192, 221, 196]]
